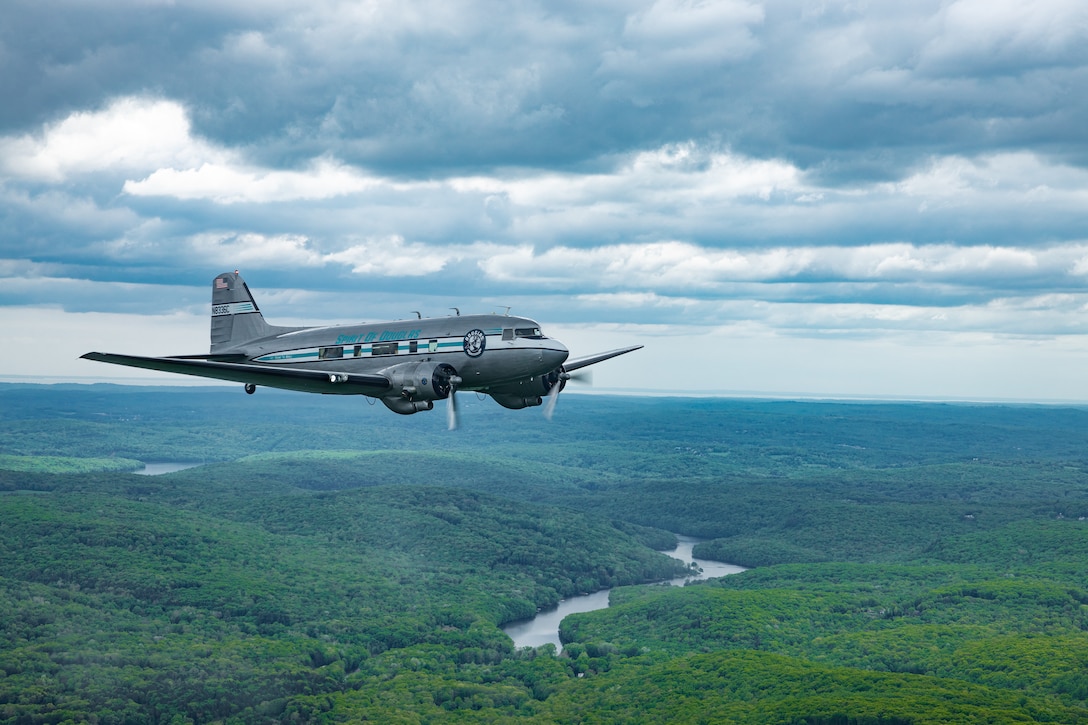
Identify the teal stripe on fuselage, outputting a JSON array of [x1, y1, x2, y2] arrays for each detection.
[[260, 351, 319, 362], [255, 336, 480, 363]]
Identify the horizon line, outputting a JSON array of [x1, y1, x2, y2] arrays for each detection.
[[2, 375, 1086, 407]]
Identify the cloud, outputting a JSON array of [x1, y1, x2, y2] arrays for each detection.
[[0, 97, 222, 181], [502, 143, 802, 208], [920, 0, 1088, 75], [598, 0, 764, 104], [184, 232, 323, 268], [124, 158, 383, 203], [479, 240, 1088, 293], [3, 1, 1086, 176], [4, 93, 1088, 315], [324, 236, 485, 276], [2, 4, 1088, 399], [5, 95, 1088, 265]]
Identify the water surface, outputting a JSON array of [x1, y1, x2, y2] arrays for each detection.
[[133, 462, 202, 476], [503, 534, 745, 650]]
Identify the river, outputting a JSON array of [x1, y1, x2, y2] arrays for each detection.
[[502, 535, 745, 650], [133, 462, 203, 476], [125, 465, 742, 650]]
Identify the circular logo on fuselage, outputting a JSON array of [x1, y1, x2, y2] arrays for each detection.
[[463, 329, 486, 357]]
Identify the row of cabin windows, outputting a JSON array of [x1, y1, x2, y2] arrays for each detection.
[[318, 340, 426, 359], [317, 328, 543, 359]]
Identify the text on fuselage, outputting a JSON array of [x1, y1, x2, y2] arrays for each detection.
[[336, 329, 422, 345]]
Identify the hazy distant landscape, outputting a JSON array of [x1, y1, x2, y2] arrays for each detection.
[[3, 383, 1088, 723]]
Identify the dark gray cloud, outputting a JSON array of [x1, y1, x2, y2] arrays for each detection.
[[4, 1, 1085, 178]]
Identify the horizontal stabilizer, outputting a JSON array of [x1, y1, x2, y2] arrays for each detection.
[[564, 345, 643, 372], [80, 352, 391, 394]]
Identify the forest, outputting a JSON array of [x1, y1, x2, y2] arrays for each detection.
[[2, 382, 1088, 723]]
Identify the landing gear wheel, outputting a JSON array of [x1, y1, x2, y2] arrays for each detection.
[[244, 383, 256, 395]]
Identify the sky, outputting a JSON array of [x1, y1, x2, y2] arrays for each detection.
[[3, 0, 1088, 401]]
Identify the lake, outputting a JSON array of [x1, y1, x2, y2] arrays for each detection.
[[502, 534, 745, 650]]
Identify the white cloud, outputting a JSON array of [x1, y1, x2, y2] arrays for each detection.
[[498, 143, 802, 209], [891, 152, 1088, 201], [124, 157, 384, 203], [325, 236, 458, 276], [0, 95, 388, 204], [13, 96, 1088, 259], [921, 0, 1088, 73], [479, 240, 1088, 290], [0, 98, 223, 181], [102, 231, 506, 279], [185, 232, 324, 268], [598, 0, 764, 102]]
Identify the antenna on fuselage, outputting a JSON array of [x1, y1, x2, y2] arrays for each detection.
[[411, 311, 421, 319], [450, 307, 460, 316], [499, 306, 511, 316]]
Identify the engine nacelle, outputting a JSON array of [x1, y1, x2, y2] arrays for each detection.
[[383, 361, 457, 401], [488, 368, 565, 410], [377, 361, 457, 414], [381, 397, 435, 415], [490, 393, 543, 410]]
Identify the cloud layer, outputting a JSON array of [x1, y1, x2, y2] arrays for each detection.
[[2, 1, 1088, 399]]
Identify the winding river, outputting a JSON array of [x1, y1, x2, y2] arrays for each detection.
[[127, 465, 742, 651], [502, 535, 745, 650]]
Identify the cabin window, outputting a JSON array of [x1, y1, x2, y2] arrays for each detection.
[[372, 342, 399, 356], [428, 340, 439, 353], [319, 346, 343, 359], [409, 340, 418, 353], [502, 328, 514, 341], [515, 327, 543, 339], [353, 345, 362, 358]]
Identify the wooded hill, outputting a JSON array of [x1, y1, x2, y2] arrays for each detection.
[[2, 384, 1087, 723]]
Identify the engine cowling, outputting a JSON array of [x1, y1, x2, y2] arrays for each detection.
[[489, 393, 541, 410], [381, 398, 435, 415], [488, 368, 565, 410], [379, 361, 458, 415]]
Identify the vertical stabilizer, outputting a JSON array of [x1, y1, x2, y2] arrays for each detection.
[[210, 271, 277, 352]]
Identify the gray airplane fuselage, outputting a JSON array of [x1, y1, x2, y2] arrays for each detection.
[[229, 314, 569, 395]]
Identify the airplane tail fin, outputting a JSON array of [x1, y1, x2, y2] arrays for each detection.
[[210, 271, 279, 352]]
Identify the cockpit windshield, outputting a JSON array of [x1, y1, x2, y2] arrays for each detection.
[[515, 327, 544, 339]]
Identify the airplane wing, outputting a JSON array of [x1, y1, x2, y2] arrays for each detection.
[[564, 345, 643, 372], [80, 352, 392, 394]]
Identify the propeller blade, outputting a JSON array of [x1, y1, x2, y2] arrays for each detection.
[[543, 370, 571, 421], [569, 369, 593, 386], [447, 390, 458, 430], [543, 384, 560, 420], [446, 374, 462, 431]]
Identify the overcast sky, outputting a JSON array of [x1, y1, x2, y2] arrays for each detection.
[[3, 0, 1088, 401]]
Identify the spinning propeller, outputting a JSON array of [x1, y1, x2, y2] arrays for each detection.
[[543, 367, 593, 420], [446, 373, 463, 430]]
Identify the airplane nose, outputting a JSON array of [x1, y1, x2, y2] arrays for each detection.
[[545, 341, 569, 369]]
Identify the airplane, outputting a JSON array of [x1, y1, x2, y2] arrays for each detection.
[[81, 271, 641, 428]]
